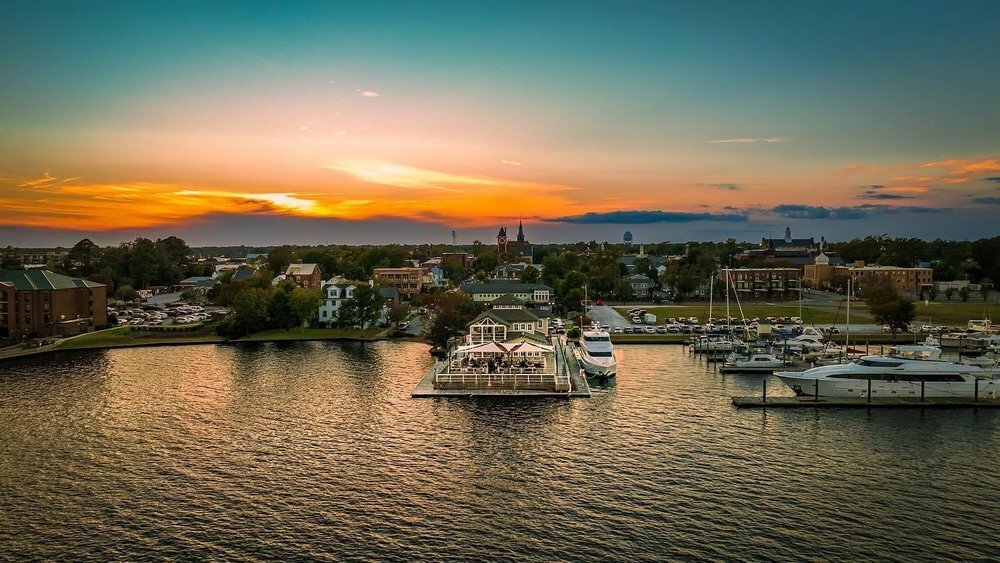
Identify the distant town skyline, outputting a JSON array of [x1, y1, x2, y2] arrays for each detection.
[[2, 1, 999, 246]]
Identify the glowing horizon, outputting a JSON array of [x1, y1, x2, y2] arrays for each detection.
[[2, 2, 999, 245]]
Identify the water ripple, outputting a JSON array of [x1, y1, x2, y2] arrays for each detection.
[[1, 343, 998, 560]]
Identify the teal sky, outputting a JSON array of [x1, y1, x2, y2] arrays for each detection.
[[2, 1, 999, 246]]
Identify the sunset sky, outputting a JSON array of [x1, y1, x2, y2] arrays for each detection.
[[2, 1, 999, 246]]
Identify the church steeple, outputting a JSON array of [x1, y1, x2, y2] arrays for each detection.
[[516, 219, 525, 243]]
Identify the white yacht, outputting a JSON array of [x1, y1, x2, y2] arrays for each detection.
[[773, 326, 827, 354], [775, 345, 999, 399], [578, 325, 617, 378], [720, 353, 787, 374]]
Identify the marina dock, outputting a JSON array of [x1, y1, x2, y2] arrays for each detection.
[[732, 396, 1000, 408], [411, 338, 591, 398]]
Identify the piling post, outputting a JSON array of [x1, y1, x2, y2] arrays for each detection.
[[867, 378, 872, 402], [920, 378, 925, 402], [814, 379, 819, 401], [762, 377, 767, 403], [975, 378, 979, 403]]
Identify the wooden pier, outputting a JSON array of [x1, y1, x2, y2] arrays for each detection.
[[733, 396, 1000, 408], [411, 338, 591, 398]]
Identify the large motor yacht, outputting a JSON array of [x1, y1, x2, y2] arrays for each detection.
[[775, 345, 999, 399], [578, 324, 617, 378]]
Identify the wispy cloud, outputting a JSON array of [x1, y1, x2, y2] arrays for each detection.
[[18, 172, 58, 188], [543, 210, 748, 224], [356, 89, 380, 97], [61, 176, 86, 184], [174, 190, 319, 213], [325, 159, 564, 193], [703, 182, 742, 190], [920, 158, 1000, 174], [984, 176, 1000, 183], [708, 137, 785, 144], [500, 160, 522, 166], [858, 191, 916, 200]]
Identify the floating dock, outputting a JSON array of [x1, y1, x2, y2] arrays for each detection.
[[732, 396, 1000, 408], [411, 338, 591, 398]]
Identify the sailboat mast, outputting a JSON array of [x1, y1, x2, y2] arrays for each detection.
[[708, 274, 714, 320], [846, 277, 851, 353], [725, 269, 731, 322], [799, 275, 803, 319]]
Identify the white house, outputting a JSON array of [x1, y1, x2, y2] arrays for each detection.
[[318, 281, 356, 325], [317, 278, 391, 327]]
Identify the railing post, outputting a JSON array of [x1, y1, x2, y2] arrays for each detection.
[[762, 377, 767, 403], [814, 378, 819, 401]]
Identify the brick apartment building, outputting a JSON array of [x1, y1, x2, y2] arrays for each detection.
[[373, 267, 424, 297], [0, 269, 108, 338], [722, 267, 801, 298]]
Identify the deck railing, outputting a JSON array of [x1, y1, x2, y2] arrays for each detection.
[[434, 372, 558, 386]]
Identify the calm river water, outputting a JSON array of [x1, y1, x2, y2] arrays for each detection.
[[1, 342, 998, 560]]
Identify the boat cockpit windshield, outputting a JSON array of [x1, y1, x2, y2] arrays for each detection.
[[583, 335, 610, 342]]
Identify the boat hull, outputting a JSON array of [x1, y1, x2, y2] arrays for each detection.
[[775, 373, 1000, 399], [579, 354, 617, 378]]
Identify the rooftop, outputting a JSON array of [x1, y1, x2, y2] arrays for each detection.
[[0, 269, 105, 291]]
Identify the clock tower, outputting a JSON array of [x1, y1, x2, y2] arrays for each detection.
[[497, 226, 508, 254]]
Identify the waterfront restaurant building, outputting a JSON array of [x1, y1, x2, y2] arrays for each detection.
[[434, 294, 566, 392], [0, 269, 108, 338]]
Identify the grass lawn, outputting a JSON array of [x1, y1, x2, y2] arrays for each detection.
[[57, 326, 222, 350], [613, 304, 871, 325], [239, 327, 386, 341], [910, 301, 1000, 327]]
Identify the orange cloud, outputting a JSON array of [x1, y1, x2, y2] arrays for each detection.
[[919, 158, 1000, 174]]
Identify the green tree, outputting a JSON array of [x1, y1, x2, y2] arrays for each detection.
[[427, 292, 481, 349], [959, 286, 970, 302], [441, 260, 467, 285], [388, 303, 410, 325], [945, 288, 954, 301], [289, 287, 322, 327], [127, 237, 157, 289], [231, 287, 270, 336], [613, 278, 633, 302], [268, 246, 295, 277], [335, 299, 359, 328], [66, 238, 100, 276], [115, 284, 137, 303], [864, 281, 916, 338], [268, 282, 296, 330], [352, 284, 385, 329], [520, 265, 540, 284]]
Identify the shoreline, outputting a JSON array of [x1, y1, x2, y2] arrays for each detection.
[[0, 328, 406, 363]]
